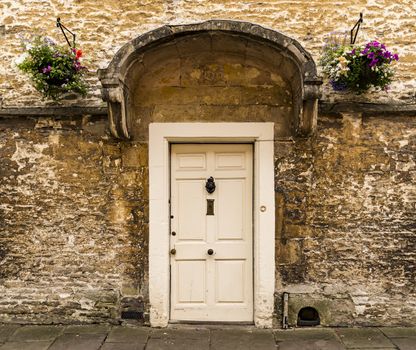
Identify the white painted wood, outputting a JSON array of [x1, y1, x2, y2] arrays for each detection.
[[170, 144, 253, 322], [148, 123, 275, 328]]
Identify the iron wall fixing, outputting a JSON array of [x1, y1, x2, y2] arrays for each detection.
[[350, 13, 363, 45], [56, 17, 76, 49]]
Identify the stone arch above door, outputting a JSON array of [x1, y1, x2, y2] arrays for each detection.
[[98, 20, 322, 140]]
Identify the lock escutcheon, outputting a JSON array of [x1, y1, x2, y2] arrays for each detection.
[[207, 249, 214, 255], [170, 248, 176, 255]]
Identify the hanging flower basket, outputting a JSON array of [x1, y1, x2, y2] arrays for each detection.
[[16, 36, 87, 100], [320, 38, 399, 94]]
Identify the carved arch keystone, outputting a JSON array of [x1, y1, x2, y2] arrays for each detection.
[[98, 20, 322, 139]]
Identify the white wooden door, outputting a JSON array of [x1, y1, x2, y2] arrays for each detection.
[[170, 144, 253, 322]]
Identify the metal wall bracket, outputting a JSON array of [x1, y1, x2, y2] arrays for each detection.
[[350, 13, 363, 45], [56, 18, 76, 49]]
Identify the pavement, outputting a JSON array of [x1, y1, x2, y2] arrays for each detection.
[[0, 324, 415, 350]]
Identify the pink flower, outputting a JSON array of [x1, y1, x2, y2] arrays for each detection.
[[42, 65, 52, 74]]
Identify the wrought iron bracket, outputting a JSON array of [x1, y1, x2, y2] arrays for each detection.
[[56, 17, 76, 49], [350, 13, 363, 45]]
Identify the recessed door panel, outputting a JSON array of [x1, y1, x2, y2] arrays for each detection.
[[177, 181, 205, 241], [216, 260, 245, 303], [215, 153, 245, 169], [170, 144, 253, 322], [217, 179, 245, 240], [176, 260, 206, 303], [177, 153, 206, 170]]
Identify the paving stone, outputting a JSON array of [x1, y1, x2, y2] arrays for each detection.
[[146, 337, 209, 350], [336, 328, 396, 348], [211, 329, 276, 350], [0, 341, 53, 350], [150, 328, 210, 340], [147, 328, 210, 350], [63, 325, 110, 334], [379, 327, 416, 338], [101, 343, 145, 350], [389, 337, 416, 350], [274, 329, 339, 341], [277, 339, 345, 350], [0, 326, 19, 343], [8, 326, 64, 342], [48, 333, 106, 350], [106, 326, 150, 343]]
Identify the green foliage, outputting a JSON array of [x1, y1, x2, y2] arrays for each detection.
[[17, 36, 87, 100]]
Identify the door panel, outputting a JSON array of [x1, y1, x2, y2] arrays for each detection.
[[215, 260, 246, 303], [215, 153, 246, 169], [217, 179, 245, 240], [177, 181, 206, 241], [176, 260, 206, 303], [170, 144, 253, 322], [177, 153, 207, 170]]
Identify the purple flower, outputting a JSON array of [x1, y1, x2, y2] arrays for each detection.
[[393, 53, 399, 61], [383, 51, 392, 59], [43, 37, 56, 46], [42, 65, 52, 74], [350, 49, 356, 55], [330, 79, 348, 91], [369, 59, 379, 67], [368, 52, 375, 59], [361, 47, 369, 55], [74, 61, 83, 72]]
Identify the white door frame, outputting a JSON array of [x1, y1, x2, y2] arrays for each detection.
[[149, 123, 275, 328]]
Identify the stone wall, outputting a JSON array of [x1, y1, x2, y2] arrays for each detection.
[[0, 0, 415, 327], [275, 113, 416, 327], [1, 0, 415, 107], [0, 112, 415, 325], [0, 116, 149, 324]]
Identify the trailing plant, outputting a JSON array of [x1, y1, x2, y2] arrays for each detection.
[[320, 35, 399, 94], [16, 36, 87, 99]]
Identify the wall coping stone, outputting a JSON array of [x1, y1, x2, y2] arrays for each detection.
[[0, 106, 107, 118], [1, 103, 415, 120], [319, 102, 416, 116]]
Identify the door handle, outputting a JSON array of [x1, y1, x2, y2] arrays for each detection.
[[207, 249, 214, 255]]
